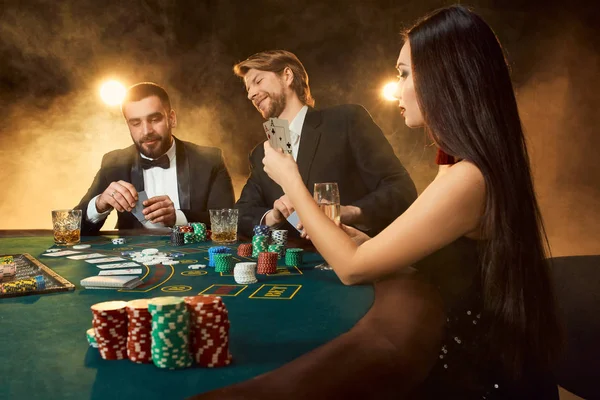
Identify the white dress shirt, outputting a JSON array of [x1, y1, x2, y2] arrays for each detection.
[[86, 140, 188, 228], [260, 105, 309, 225]]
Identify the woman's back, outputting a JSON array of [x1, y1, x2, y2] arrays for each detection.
[[414, 237, 558, 399]]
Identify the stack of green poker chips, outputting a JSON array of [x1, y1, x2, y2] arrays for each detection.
[[183, 232, 196, 244], [190, 222, 208, 241], [214, 253, 234, 273], [148, 297, 192, 370], [285, 248, 303, 266], [251, 235, 269, 258], [267, 244, 285, 259]]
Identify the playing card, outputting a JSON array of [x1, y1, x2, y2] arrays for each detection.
[[131, 190, 149, 222], [41, 250, 82, 257], [67, 253, 107, 260], [85, 257, 125, 264], [286, 211, 303, 233], [262, 120, 278, 148], [270, 118, 293, 155], [95, 262, 141, 269], [99, 268, 143, 275]]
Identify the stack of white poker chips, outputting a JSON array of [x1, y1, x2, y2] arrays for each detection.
[[271, 229, 288, 247], [233, 262, 258, 284], [111, 238, 127, 245], [148, 297, 192, 369], [126, 299, 152, 364], [91, 301, 129, 360], [127, 249, 180, 266]]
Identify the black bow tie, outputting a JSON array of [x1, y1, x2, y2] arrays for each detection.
[[140, 154, 170, 170]]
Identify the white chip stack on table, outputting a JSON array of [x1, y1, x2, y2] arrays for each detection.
[[91, 301, 129, 360], [271, 229, 288, 246], [123, 248, 180, 266], [233, 262, 258, 284]]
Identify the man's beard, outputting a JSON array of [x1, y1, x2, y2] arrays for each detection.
[[135, 132, 173, 159], [261, 91, 287, 119]]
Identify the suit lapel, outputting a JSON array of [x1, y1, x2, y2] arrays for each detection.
[[174, 137, 191, 210], [296, 108, 322, 186], [130, 147, 144, 192]]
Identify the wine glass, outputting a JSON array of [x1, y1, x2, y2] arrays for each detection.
[[313, 182, 340, 270]]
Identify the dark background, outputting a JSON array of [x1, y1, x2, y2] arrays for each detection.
[[0, 0, 598, 257]]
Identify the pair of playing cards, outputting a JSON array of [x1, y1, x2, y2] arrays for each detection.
[[263, 118, 293, 155]]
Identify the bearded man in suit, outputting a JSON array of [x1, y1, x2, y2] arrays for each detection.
[[76, 82, 235, 234], [233, 50, 417, 237]]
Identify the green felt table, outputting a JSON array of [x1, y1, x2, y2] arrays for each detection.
[[0, 231, 375, 399]]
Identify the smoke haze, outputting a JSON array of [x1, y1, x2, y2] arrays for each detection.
[[0, 0, 598, 257]]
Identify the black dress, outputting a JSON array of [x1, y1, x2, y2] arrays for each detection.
[[413, 237, 559, 399]]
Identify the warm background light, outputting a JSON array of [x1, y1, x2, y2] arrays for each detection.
[[100, 80, 126, 106], [382, 81, 398, 101]]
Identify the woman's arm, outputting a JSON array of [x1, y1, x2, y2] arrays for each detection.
[[263, 143, 486, 285]]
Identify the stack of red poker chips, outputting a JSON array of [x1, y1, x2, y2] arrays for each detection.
[[178, 225, 194, 233], [257, 252, 278, 274], [185, 295, 232, 368], [237, 243, 252, 257], [126, 299, 152, 363], [91, 301, 128, 360]]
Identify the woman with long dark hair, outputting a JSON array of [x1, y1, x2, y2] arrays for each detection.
[[262, 5, 562, 399]]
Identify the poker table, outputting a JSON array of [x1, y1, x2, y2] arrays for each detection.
[[0, 230, 444, 400]]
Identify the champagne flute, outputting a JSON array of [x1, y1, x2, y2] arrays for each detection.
[[313, 182, 340, 270]]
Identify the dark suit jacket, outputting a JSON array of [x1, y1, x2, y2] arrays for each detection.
[[235, 104, 417, 237], [76, 137, 235, 234]]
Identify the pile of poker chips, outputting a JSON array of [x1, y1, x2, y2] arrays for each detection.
[[0, 256, 14, 265], [0, 275, 44, 294], [253, 225, 271, 237], [208, 246, 232, 267], [271, 229, 288, 247], [257, 252, 278, 274], [126, 299, 152, 364], [86, 328, 98, 348], [111, 238, 127, 245], [267, 243, 285, 259], [190, 223, 208, 242], [213, 254, 234, 273], [123, 249, 181, 266], [185, 295, 233, 368], [91, 301, 128, 360], [170, 229, 185, 246], [285, 248, 304, 266], [251, 235, 269, 258], [237, 243, 252, 257], [148, 297, 193, 369], [233, 262, 258, 284]]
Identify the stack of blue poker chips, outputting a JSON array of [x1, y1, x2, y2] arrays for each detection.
[[208, 246, 232, 267], [253, 225, 271, 236], [34, 275, 46, 290]]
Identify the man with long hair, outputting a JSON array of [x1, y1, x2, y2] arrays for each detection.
[[76, 82, 235, 233], [233, 50, 417, 237]]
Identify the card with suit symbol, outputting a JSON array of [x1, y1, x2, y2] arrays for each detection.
[[263, 118, 292, 155]]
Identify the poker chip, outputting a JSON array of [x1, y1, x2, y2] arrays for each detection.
[[111, 238, 127, 245], [190, 222, 208, 242], [44, 248, 62, 253], [251, 235, 269, 258], [148, 297, 192, 369], [233, 262, 258, 284], [86, 328, 98, 348], [271, 229, 288, 247], [267, 244, 285, 259], [187, 264, 206, 270], [126, 299, 152, 364], [257, 252, 278, 275], [208, 246, 231, 268], [237, 243, 252, 257], [0, 256, 14, 265], [141, 248, 159, 255], [73, 244, 91, 249], [253, 225, 271, 237], [170, 230, 185, 246], [91, 301, 129, 360], [184, 295, 232, 368], [213, 254, 234, 273], [285, 248, 304, 266], [0, 276, 39, 294]]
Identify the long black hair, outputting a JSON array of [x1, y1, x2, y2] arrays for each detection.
[[406, 6, 561, 378]]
